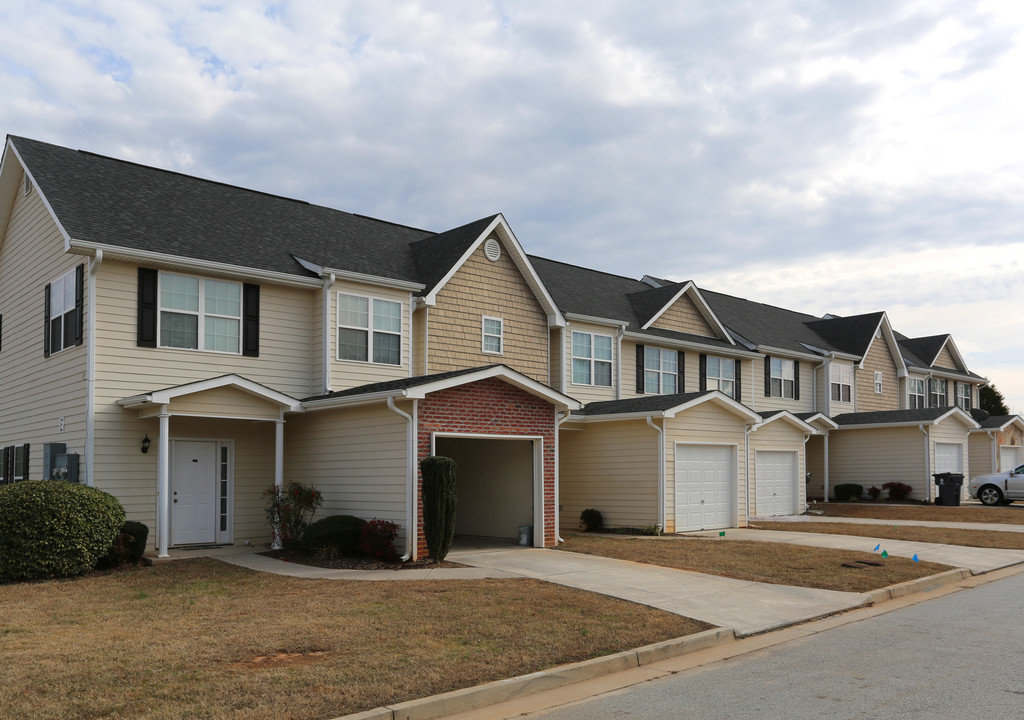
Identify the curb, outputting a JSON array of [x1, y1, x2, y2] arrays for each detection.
[[864, 568, 972, 605], [332, 627, 735, 720]]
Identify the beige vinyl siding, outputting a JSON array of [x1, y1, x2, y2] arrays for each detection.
[[330, 280, 411, 391], [548, 328, 563, 392], [829, 427, 926, 498], [856, 337, 899, 412], [0, 179, 87, 479], [930, 418, 969, 487], [285, 403, 409, 536], [412, 306, 428, 376], [805, 435, 826, 499], [564, 321, 618, 404], [815, 362, 828, 414], [620, 339, 689, 399], [749, 421, 807, 516], [649, 295, 716, 337], [427, 238, 549, 383], [934, 345, 959, 370], [167, 387, 283, 420], [664, 404, 748, 532], [968, 432, 994, 477], [558, 420, 659, 531], [749, 356, 815, 414], [827, 360, 855, 415]]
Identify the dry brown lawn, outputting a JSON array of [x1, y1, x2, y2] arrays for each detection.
[[0, 558, 708, 720], [753, 520, 1024, 550], [816, 503, 1024, 524], [559, 533, 948, 592]]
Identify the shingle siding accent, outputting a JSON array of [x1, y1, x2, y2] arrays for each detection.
[[934, 345, 959, 371], [857, 336, 900, 412], [649, 295, 716, 337]]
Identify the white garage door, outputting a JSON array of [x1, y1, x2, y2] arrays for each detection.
[[756, 451, 798, 517], [675, 444, 734, 532], [1000, 446, 1023, 472], [934, 443, 964, 474]]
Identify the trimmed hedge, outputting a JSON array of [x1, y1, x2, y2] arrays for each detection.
[[301, 514, 366, 557], [833, 483, 864, 502], [0, 481, 126, 583]]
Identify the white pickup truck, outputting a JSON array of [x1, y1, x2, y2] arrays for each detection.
[[969, 464, 1024, 505]]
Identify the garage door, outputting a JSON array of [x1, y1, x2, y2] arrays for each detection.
[[756, 451, 798, 517], [674, 444, 734, 532], [934, 443, 963, 474], [1000, 446, 1023, 472]]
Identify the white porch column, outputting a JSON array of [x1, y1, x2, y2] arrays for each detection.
[[273, 417, 285, 549], [157, 408, 171, 558]]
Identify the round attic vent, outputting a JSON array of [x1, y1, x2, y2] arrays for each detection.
[[484, 238, 501, 262]]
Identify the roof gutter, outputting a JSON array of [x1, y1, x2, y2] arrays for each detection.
[[622, 330, 761, 358], [920, 424, 932, 503]]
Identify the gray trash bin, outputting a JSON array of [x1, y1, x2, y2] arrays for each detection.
[[518, 525, 533, 546]]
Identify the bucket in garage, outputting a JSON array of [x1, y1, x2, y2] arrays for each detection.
[[518, 525, 533, 546]]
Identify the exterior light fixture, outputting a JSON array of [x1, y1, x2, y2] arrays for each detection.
[[141, 434, 151, 454]]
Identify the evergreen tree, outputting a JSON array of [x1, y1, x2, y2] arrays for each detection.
[[980, 384, 1010, 415]]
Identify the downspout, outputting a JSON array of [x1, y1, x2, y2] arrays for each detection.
[[744, 423, 752, 523], [920, 424, 932, 503], [823, 431, 830, 503], [85, 249, 103, 486], [802, 433, 811, 513], [989, 429, 997, 473], [555, 410, 573, 542], [388, 396, 418, 562], [321, 273, 336, 395], [646, 415, 665, 533], [824, 353, 835, 416], [813, 356, 827, 413], [616, 324, 626, 400]]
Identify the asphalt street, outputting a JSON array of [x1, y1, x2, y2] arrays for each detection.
[[530, 571, 1024, 719]]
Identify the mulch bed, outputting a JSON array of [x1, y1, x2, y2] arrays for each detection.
[[261, 549, 466, 570]]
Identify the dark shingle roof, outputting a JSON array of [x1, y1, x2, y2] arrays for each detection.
[[627, 282, 692, 327], [977, 414, 1021, 429], [574, 391, 713, 416], [411, 215, 499, 294], [303, 365, 501, 402], [803, 312, 884, 356], [832, 407, 958, 426], [897, 335, 948, 368], [698, 288, 829, 355]]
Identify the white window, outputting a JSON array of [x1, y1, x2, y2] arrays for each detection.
[[874, 371, 883, 394], [909, 378, 926, 409], [707, 356, 736, 398], [338, 293, 402, 365], [572, 331, 613, 386], [771, 357, 796, 399], [830, 364, 852, 403], [48, 268, 79, 354], [482, 316, 503, 354], [159, 273, 241, 353], [929, 378, 948, 407], [645, 346, 678, 394], [957, 383, 972, 411]]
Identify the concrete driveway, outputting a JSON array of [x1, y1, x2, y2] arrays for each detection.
[[450, 547, 866, 637]]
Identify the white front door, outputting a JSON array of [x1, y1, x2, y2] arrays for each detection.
[[674, 444, 734, 532], [756, 451, 798, 517], [172, 440, 218, 545]]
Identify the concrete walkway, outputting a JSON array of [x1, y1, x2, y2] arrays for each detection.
[[752, 514, 1024, 534]]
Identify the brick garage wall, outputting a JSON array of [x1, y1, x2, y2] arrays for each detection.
[[416, 377, 556, 557]]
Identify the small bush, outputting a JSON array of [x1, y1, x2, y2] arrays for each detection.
[[263, 481, 324, 550], [882, 481, 913, 501], [301, 515, 366, 557], [867, 486, 881, 501], [99, 520, 150, 568], [0, 481, 126, 583], [834, 484, 864, 502], [578, 508, 603, 532], [359, 519, 400, 561]]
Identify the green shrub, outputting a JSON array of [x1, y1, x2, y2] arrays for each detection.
[[263, 481, 324, 550], [833, 484, 864, 502], [578, 508, 603, 532], [420, 456, 458, 562], [301, 514, 366, 556], [0, 481, 126, 583], [98, 520, 150, 568]]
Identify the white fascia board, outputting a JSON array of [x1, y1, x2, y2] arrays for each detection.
[[69, 240, 323, 289], [118, 374, 304, 412], [564, 312, 631, 328], [752, 411, 817, 434], [570, 411, 667, 423], [663, 391, 762, 423], [404, 365, 581, 410], [929, 367, 984, 383], [859, 314, 908, 373], [935, 407, 980, 429], [320, 266, 425, 292], [640, 282, 735, 345], [799, 413, 840, 431], [6, 140, 75, 251], [970, 416, 1024, 434], [936, 335, 969, 373], [757, 345, 831, 362], [835, 421, 936, 431], [623, 330, 761, 358]]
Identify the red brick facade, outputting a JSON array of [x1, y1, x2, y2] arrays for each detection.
[[415, 377, 557, 558]]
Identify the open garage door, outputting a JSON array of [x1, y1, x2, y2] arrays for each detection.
[[434, 436, 538, 544]]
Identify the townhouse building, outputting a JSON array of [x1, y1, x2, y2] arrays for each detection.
[[1, 136, 1017, 557]]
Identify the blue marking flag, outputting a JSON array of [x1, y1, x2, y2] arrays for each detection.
[[913, 554, 919, 563], [873, 544, 880, 552]]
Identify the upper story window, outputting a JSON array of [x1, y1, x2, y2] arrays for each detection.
[[908, 378, 926, 409], [929, 378, 948, 407], [572, 331, 612, 387], [45, 266, 84, 356], [830, 363, 852, 403], [957, 383, 972, 411], [159, 273, 241, 353], [338, 293, 402, 365], [482, 316, 503, 355], [706, 356, 736, 398], [873, 371, 883, 394], [645, 346, 678, 394], [770, 357, 796, 399]]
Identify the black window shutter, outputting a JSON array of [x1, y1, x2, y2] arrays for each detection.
[[242, 283, 260, 357], [137, 268, 158, 348], [699, 354, 707, 392], [43, 283, 51, 357], [677, 351, 684, 392], [0, 313, 3, 353], [636, 344, 645, 394], [763, 354, 771, 396], [734, 359, 742, 402], [794, 361, 801, 400], [1, 447, 8, 483], [953, 381, 960, 407], [74, 264, 85, 346], [23, 443, 29, 481]]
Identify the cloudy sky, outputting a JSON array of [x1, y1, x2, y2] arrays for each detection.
[[2, 1, 1022, 411]]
